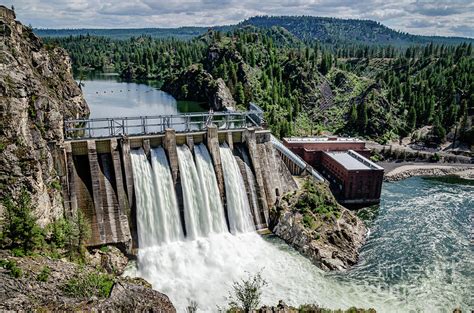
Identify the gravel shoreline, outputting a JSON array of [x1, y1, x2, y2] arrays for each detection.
[[380, 163, 474, 182]]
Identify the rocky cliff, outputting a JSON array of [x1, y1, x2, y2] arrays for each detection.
[[161, 64, 235, 111], [0, 6, 89, 226], [270, 178, 366, 271]]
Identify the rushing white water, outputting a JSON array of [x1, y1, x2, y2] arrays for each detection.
[[194, 144, 228, 234], [130, 232, 403, 312], [177, 145, 213, 239], [130, 149, 161, 247], [130, 148, 183, 246], [150, 147, 183, 242], [219, 144, 255, 233]]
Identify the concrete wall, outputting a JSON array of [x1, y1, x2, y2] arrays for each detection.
[[63, 139, 131, 250]]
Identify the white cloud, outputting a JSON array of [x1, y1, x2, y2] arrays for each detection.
[[7, 0, 474, 37]]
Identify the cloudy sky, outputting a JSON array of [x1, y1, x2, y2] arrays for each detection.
[[7, 0, 474, 37]]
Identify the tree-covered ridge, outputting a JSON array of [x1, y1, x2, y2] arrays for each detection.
[[35, 15, 473, 46], [240, 16, 474, 46], [46, 27, 473, 146]]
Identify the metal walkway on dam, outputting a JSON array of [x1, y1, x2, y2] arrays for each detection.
[[64, 109, 264, 140]]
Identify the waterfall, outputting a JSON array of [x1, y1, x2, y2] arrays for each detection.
[[219, 144, 255, 233], [150, 147, 183, 242], [177, 145, 212, 239], [130, 149, 162, 247], [194, 144, 228, 234], [130, 148, 183, 247]]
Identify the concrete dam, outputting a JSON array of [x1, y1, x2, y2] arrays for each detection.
[[53, 113, 319, 250]]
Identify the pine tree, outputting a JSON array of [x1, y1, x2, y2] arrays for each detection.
[[426, 96, 435, 123], [432, 115, 446, 143], [358, 102, 368, 131], [235, 82, 246, 105], [350, 104, 358, 126], [407, 106, 417, 131]]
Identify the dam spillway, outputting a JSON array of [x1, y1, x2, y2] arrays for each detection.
[[56, 126, 300, 249]]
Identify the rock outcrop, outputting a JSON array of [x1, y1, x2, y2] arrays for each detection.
[[253, 301, 375, 313], [87, 246, 129, 275], [384, 165, 474, 182], [270, 179, 366, 271], [161, 64, 235, 110], [0, 6, 89, 226], [0, 250, 175, 312]]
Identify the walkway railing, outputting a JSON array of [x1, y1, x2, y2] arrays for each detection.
[[270, 135, 325, 182], [64, 110, 264, 140]]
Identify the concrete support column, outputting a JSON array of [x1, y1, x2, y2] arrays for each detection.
[[110, 139, 132, 248], [143, 139, 151, 160], [226, 131, 234, 150], [119, 137, 137, 249], [163, 129, 186, 235], [64, 142, 77, 217], [163, 129, 179, 185], [186, 135, 194, 152], [243, 129, 269, 224], [206, 125, 226, 203], [87, 140, 106, 243]]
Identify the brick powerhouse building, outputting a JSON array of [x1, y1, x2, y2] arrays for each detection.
[[283, 137, 384, 206]]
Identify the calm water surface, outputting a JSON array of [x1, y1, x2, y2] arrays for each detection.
[[79, 72, 207, 118]]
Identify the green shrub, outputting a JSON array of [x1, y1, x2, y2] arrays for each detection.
[[295, 179, 339, 219], [1, 189, 44, 255], [227, 271, 267, 312], [47, 218, 70, 249], [37, 266, 51, 282], [302, 214, 316, 229], [11, 248, 25, 257], [99, 246, 110, 253], [64, 211, 91, 263], [49, 180, 62, 191], [0, 259, 22, 278], [430, 153, 441, 162], [62, 272, 114, 299]]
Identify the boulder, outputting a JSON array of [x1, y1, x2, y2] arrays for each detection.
[[87, 246, 129, 275]]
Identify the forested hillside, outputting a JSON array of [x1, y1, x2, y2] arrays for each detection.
[[241, 16, 473, 46], [44, 25, 473, 147], [35, 15, 473, 46]]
